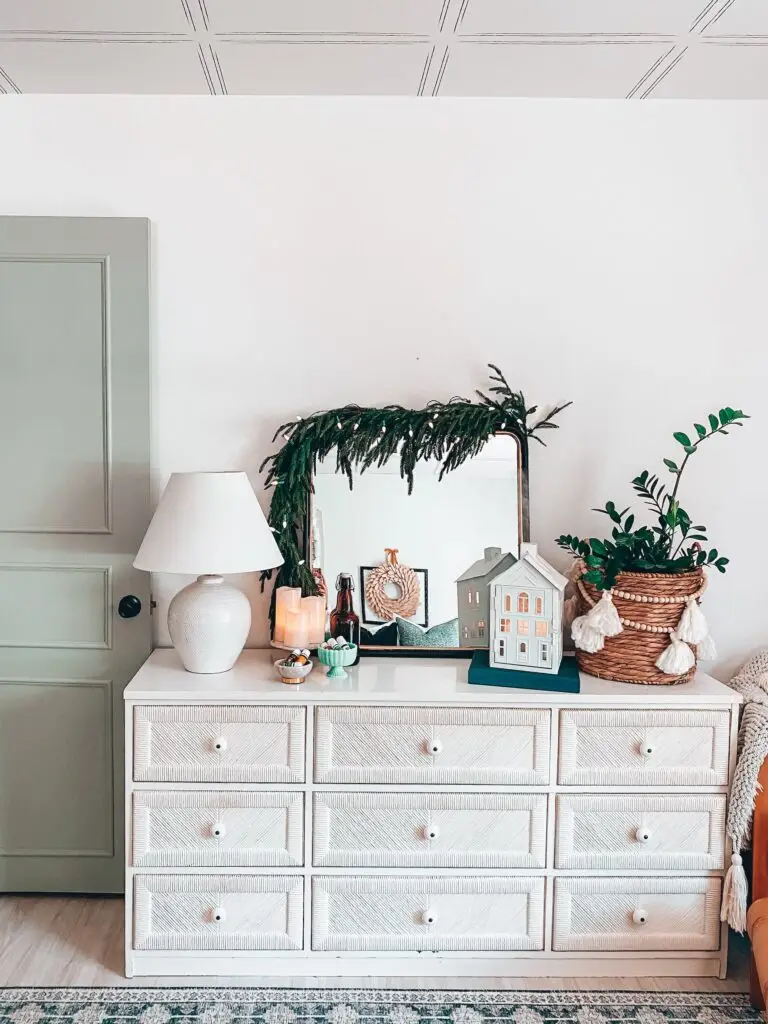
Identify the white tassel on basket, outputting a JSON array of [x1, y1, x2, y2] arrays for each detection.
[[677, 596, 710, 645], [583, 590, 623, 637], [721, 851, 748, 933], [571, 615, 606, 653], [571, 590, 623, 654], [655, 631, 696, 675], [697, 631, 717, 661]]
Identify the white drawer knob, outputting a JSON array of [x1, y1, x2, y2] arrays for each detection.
[[639, 740, 654, 757], [427, 738, 443, 756], [421, 909, 437, 926], [423, 824, 440, 841], [632, 908, 648, 925], [212, 906, 227, 924], [211, 821, 226, 839], [635, 826, 651, 843], [213, 736, 228, 753]]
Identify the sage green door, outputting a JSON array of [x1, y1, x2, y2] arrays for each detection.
[[0, 217, 151, 892]]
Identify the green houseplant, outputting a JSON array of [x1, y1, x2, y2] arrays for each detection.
[[555, 406, 748, 685]]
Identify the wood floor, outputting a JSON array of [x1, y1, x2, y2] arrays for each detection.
[[0, 896, 752, 990]]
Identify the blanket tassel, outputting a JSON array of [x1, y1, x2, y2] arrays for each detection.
[[721, 852, 748, 933]]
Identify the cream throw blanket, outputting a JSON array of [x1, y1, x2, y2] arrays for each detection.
[[722, 649, 768, 932]]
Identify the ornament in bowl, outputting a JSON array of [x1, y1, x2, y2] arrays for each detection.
[[317, 636, 358, 679], [275, 648, 313, 685]]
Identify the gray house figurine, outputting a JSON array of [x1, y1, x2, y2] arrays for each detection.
[[456, 546, 517, 647], [488, 542, 568, 673]]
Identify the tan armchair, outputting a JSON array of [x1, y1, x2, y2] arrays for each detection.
[[747, 759, 768, 1006]]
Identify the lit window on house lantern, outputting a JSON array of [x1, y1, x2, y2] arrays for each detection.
[[535, 596, 543, 615], [500, 618, 511, 633], [517, 620, 529, 635], [535, 621, 547, 636], [518, 592, 529, 613]]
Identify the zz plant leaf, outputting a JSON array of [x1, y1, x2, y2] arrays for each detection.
[[556, 406, 748, 590]]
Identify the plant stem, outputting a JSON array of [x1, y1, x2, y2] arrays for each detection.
[[665, 427, 718, 556]]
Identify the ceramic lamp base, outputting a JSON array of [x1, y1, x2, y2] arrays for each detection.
[[168, 575, 251, 674]]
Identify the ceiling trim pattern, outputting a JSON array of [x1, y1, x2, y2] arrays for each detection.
[[0, 0, 765, 97]]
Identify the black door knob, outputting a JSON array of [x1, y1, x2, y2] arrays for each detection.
[[118, 595, 142, 619]]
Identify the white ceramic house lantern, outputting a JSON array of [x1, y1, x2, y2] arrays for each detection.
[[488, 542, 567, 674]]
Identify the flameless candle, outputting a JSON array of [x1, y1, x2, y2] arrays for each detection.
[[283, 608, 310, 649], [302, 595, 326, 646], [274, 586, 301, 643]]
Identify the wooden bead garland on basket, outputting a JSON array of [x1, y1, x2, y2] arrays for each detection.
[[570, 560, 716, 684], [365, 548, 420, 622]]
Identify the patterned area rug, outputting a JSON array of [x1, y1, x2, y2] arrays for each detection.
[[0, 991, 760, 1024]]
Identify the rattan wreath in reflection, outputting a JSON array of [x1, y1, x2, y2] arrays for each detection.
[[365, 549, 420, 621]]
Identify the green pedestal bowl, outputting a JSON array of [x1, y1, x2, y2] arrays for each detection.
[[316, 644, 358, 679]]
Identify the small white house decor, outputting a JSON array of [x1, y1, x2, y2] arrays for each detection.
[[456, 547, 517, 647], [489, 543, 567, 673]]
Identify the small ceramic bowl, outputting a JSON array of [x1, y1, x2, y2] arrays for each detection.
[[316, 644, 358, 679], [274, 658, 313, 685]]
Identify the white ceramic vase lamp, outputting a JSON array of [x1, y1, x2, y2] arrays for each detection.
[[134, 471, 283, 673]]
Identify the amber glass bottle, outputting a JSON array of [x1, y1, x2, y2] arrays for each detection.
[[329, 573, 361, 665]]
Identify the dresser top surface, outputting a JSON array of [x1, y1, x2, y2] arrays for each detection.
[[124, 649, 739, 707]]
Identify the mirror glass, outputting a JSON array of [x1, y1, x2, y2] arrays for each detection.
[[311, 434, 522, 652]]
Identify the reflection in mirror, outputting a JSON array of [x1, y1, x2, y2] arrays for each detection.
[[311, 434, 521, 653]]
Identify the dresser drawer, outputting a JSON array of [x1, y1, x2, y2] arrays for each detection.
[[132, 791, 304, 868], [556, 794, 726, 870], [312, 875, 544, 951], [133, 874, 304, 951], [552, 876, 721, 951], [133, 705, 305, 783], [313, 791, 547, 868], [558, 709, 730, 786], [314, 706, 550, 784]]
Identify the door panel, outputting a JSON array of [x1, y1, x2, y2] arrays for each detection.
[[0, 564, 111, 648], [0, 679, 112, 856], [0, 217, 151, 892], [0, 257, 110, 532]]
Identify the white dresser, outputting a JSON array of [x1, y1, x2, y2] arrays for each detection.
[[123, 650, 740, 979]]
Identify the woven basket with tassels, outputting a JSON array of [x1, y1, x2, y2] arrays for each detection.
[[574, 566, 706, 684]]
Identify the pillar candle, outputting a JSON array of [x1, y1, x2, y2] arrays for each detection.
[[283, 608, 310, 650], [274, 586, 301, 643], [302, 595, 326, 646]]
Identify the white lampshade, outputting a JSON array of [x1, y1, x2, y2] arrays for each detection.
[[134, 471, 283, 575]]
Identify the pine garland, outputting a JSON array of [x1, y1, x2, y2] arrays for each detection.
[[259, 364, 570, 619]]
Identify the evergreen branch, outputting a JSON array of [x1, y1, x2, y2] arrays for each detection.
[[259, 364, 571, 620]]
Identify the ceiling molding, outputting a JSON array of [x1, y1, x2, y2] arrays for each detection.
[[0, 0, 763, 96]]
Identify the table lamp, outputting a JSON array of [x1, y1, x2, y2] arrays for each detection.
[[134, 471, 283, 673]]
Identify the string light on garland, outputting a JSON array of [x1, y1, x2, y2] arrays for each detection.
[[259, 364, 571, 622]]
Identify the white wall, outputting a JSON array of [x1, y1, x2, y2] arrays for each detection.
[[0, 96, 765, 681]]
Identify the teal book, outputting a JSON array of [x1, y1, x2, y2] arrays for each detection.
[[468, 650, 580, 693]]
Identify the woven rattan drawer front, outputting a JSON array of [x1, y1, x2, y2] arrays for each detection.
[[555, 794, 726, 870], [557, 709, 729, 786], [312, 875, 545, 951], [133, 705, 305, 783], [552, 876, 721, 952], [314, 706, 550, 784], [313, 791, 547, 868], [133, 874, 304, 951], [132, 791, 304, 868]]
